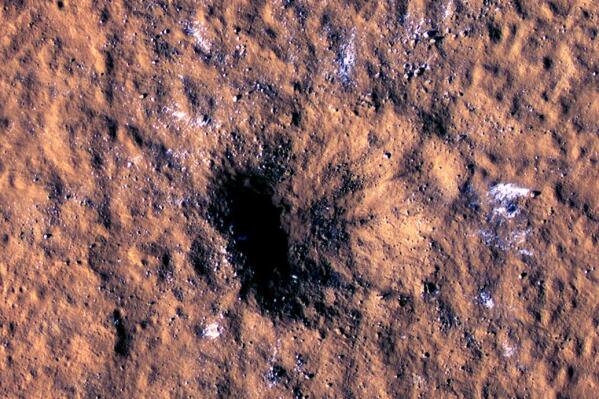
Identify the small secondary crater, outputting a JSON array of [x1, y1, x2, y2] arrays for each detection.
[[112, 309, 132, 357]]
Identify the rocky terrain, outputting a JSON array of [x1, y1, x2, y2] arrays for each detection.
[[0, 0, 597, 398]]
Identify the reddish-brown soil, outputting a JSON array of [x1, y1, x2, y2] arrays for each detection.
[[0, 1, 598, 398]]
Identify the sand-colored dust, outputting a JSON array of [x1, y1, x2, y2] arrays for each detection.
[[0, 0, 598, 398]]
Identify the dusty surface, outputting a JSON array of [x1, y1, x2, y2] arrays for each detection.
[[0, 0, 598, 398]]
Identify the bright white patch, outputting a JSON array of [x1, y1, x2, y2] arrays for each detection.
[[478, 227, 531, 251], [519, 248, 533, 256], [172, 110, 188, 121], [478, 229, 500, 248], [165, 105, 210, 129], [503, 343, 515, 358], [477, 183, 537, 253], [404, 14, 424, 38], [186, 20, 211, 53], [489, 183, 531, 203], [203, 323, 220, 339], [338, 32, 356, 83], [510, 229, 530, 245], [479, 291, 495, 309], [444, 0, 455, 20], [488, 183, 532, 219]]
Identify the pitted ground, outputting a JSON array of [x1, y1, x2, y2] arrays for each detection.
[[0, 1, 597, 398]]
